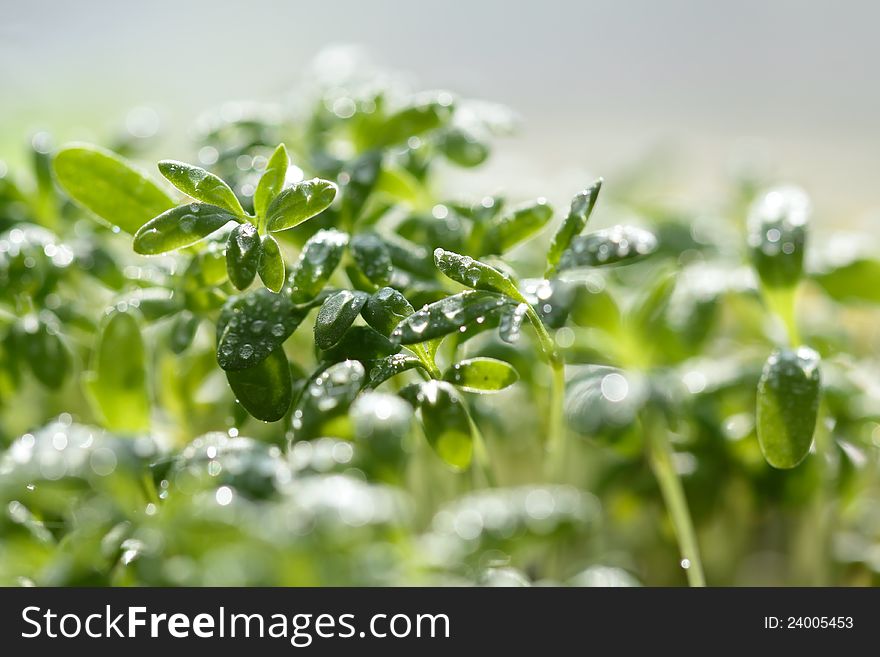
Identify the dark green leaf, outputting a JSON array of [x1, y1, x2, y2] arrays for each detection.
[[133, 203, 237, 255], [258, 234, 285, 292], [434, 248, 521, 299], [443, 357, 519, 393], [482, 199, 553, 254], [216, 288, 303, 371], [557, 225, 658, 271], [253, 143, 289, 220], [756, 347, 821, 469], [366, 354, 428, 388], [350, 232, 393, 286], [747, 187, 810, 290], [291, 360, 365, 440], [439, 127, 490, 167], [53, 144, 175, 234], [546, 179, 603, 277], [320, 326, 400, 363], [169, 310, 199, 354], [265, 178, 337, 232], [391, 290, 515, 345], [362, 287, 414, 335], [339, 151, 382, 223], [226, 223, 261, 290], [20, 313, 70, 390], [314, 290, 369, 349], [86, 309, 150, 431], [288, 229, 349, 302], [564, 366, 647, 441], [158, 160, 245, 216], [414, 380, 472, 470], [227, 346, 292, 422]]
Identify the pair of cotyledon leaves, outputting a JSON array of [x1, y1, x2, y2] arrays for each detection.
[[53, 143, 337, 294]]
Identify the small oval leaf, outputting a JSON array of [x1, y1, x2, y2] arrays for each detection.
[[350, 232, 393, 286], [482, 199, 553, 255], [392, 290, 515, 345], [414, 380, 473, 470], [314, 290, 369, 350], [434, 248, 521, 299], [253, 143, 289, 220], [53, 144, 175, 234], [362, 287, 415, 336], [20, 313, 70, 390], [133, 203, 237, 255], [288, 229, 349, 302], [443, 357, 519, 393], [748, 186, 810, 290], [258, 234, 286, 292], [557, 225, 657, 271], [546, 179, 603, 277], [226, 346, 292, 422], [226, 223, 261, 290], [158, 160, 245, 216], [320, 326, 401, 363], [86, 309, 150, 432], [265, 178, 337, 232], [216, 288, 304, 371], [756, 347, 821, 469]]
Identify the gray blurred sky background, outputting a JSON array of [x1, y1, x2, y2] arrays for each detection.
[[1, 0, 878, 222]]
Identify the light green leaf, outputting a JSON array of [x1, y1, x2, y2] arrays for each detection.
[[373, 93, 455, 147], [546, 179, 602, 277], [482, 199, 553, 254], [254, 143, 289, 220], [265, 178, 337, 232], [258, 234, 285, 292], [227, 346, 292, 422], [443, 357, 519, 393], [86, 309, 150, 432], [53, 144, 175, 234], [158, 160, 245, 216], [414, 380, 472, 470], [757, 347, 821, 469], [133, 203, 237, 254], [350, 232, 393, 286]]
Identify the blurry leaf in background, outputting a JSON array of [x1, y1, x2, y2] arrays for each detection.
[[226, 346, 293, 422], [413, 380, 473, 470]]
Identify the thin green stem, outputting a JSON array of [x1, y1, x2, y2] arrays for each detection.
[[467, 404, 497, 488], [644, 409, 706, 587], [764, 285, 800, 346]]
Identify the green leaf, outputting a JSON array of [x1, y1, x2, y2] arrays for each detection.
[[288, 229, 349, 303], [366, 354, 428, 388], [362, 287, 415, 335], [350, 232, 393, 286], [225, 223, 261, 290], [158, 160, 245, 217], [291, 360, 365, 440], [258, 234, 285, 292], [391, 290, 515, 345], [433, 248, 521, 300], [482, 199, 553, 254], [253, 143, 289, 220], [86, 309, 150, 432], [350, 392, 413, 480], [216, 288, 304, 371], [373, 93, 455, 147], [440, 127, 489, 167], [814, 257, 880, 304], [320, 326, 400, 363], [265, 178, 337, 232], [756, 347, 821, 469], [564, 366, 646, 441], [546, 179, 603, 277], [19, 313, 70, 390], [314, 290, 369, 349], [414, 380, 472, 470], [498, 302, 529, 344], [53, 144, 175, 234], [226, 346, 292, 422], [133, 203, 237, 255], [443, 357, 519, 393], [169, 310, 200, 354], [339, 151, 382, 223], [747, 186, 810, 290], [556, 225, 658, 271]]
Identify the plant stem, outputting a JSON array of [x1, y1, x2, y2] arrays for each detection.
[[764, 285, 800, 346], [644, 409, 706, 587], [524, 306, 566, 472], [467, 404, 497, 488]]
